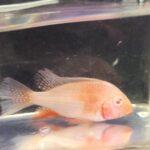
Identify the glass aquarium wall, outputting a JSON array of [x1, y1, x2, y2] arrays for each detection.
[[0, 0, 150, 150]]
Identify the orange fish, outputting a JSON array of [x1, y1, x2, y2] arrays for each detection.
[[0, 69, 132, 121], [14, 123, 132, 150]]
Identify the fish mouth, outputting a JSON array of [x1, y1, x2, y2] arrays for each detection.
[[122, 101, 133, 117], [124, 106, 133, 117]]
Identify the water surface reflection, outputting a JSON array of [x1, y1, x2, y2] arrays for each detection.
[[13, 122, 132, 150]]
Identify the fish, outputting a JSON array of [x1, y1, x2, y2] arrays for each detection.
[[13, 123, 132, 150], [0, 70, 132, 121]]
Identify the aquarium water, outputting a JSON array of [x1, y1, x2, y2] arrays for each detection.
[[0, 0, 150, 150]]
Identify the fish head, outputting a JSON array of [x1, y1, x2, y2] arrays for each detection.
[[101, 85, 133, 120]]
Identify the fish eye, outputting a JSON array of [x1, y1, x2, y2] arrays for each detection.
[[114, 98, 123, 105]]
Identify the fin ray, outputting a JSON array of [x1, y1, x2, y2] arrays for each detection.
[[34, 68, 61, 90]]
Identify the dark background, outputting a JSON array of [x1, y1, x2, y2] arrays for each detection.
[[0, 15, 149, 104]]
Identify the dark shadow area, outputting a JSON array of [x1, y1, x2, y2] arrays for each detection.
[[0, 15, 149, 104]]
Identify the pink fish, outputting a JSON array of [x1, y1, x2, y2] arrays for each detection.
[[0, 68, 132, 121]]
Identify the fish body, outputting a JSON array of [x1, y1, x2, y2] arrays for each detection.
[[0, 68, 133, 121], [31, 80, 132, 121]]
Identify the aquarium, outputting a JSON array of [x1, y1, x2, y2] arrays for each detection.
[[0, 0, 150, 150]]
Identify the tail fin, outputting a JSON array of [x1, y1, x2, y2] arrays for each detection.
[[0, 77, 33, 116]]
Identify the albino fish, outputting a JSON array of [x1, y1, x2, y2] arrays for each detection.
[[0, 68, 132, 122], [14, 123, 132, 150]]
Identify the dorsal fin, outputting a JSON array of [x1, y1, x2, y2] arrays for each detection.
[[34, 68, 63, 91], [34, 68, 94, 91]]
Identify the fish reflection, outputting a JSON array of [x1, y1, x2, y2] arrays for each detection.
[[14, 123, 132, 150]]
